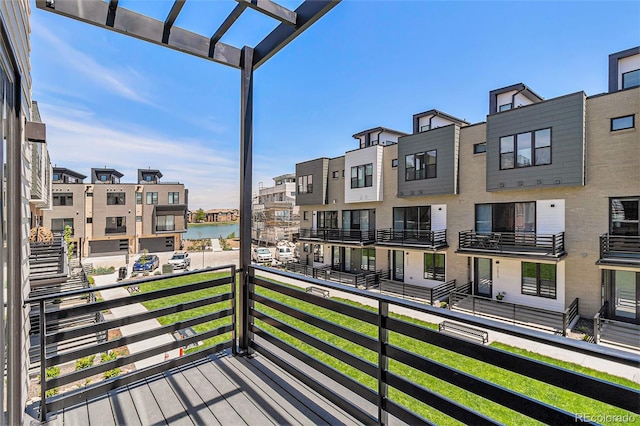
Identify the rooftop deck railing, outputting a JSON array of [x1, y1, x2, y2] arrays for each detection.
[[25, 266, 236, 422], [599, 234, 640, 262], [379, 279, 456, 306], [376, 228, 447, 248], [458, 230, 565, 256], [299, 228, 376, 244], [248, 266, 638, 424]]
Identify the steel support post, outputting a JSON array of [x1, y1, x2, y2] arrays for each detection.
[[239, 46, 254, 352], [377, 300, 389, 425]]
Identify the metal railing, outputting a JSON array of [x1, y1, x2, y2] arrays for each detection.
[[24, 266, 236, 422], [376, 228, 447, 247], [248, 266, 638, 424], [379, 279, 456, 306], [104, 226, 127, 234], [281, 262, 388, 289], [599, 234, 640, 260], [155, 225, 176, 232], [593, 301, 609, 344], [594, 302, 640, 350], [299, 228, 376, 243], [449, 292, 579, 336], [458, 230, 565, 256]]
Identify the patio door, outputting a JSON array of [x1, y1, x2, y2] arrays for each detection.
[[393, 250, 404, 281], [607, 270, 640, 323], [474, 258, 492, 297]]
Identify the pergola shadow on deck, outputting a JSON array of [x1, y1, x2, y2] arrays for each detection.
[[27, 350, 360, 426]]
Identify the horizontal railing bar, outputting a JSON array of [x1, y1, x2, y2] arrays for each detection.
[[252, 293, 378, 351], [251, 326, 378, 405], [249, 338, 377, 425], [48, 324, 233, 388], [386, 345, 581, 424], [46, 293, 233, 344], [386, 317, 640, 413], [252, 267, 639, 367], [385, 399, 434, 426], [26, 265, 236, 304], [48, 308, 233, 365], [253, 275, 378, 325], [252, 310, 378, 379], [46, 342, 232, 414], [386, 372, 498, 425], [44, 276, 232, 321]]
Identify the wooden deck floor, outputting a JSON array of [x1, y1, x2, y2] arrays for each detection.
[[27, 351, 361, 426]]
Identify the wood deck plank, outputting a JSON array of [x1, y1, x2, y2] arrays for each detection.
[[164, 365, 222, 426], [86, 394, 116, 426], [146, 373, 194, 426], [126, 380, 165, 426], [62, 401, 89, 426], [196, 357, 277, 426], [108, 386, 142, 426]]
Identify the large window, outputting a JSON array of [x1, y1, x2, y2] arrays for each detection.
[[610, 198, 639, 236], [424, 253, 445, 281], [136, 192, 142, 204], [393, 206, 430, 231], [106, 192, 126, 205], [156, 215, 175, 231], [622, 69, 640, 89], [317, 211, 338, 229], [298, 174, 313, 194], [475, 202, 535, 234], [351, 164, 373, 188], [361, 248, 376, 271], [168, 192, 179, 204], [51, 218, 74, 235], [500, 128, 551, 170], [53, 193, 73, 206], [146, 192, 158, 205], [522, 262, 556, 298], [105, 216, 126, 234], [611, 115, 635, 131], [405, 150, 436, 180], [342, 209, 374, 231]]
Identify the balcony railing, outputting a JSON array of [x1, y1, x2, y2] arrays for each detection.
[[599, 234, 640, 264], [299, 228, 376, 244], [376, 228, 447, 248], [280, 262, 389, 289], [458, 230, 565, 257], [155, 225, 175, 232], [379, 278, 456, 306], [105, 226, 127, 234]]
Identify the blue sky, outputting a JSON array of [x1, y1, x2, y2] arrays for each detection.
[[31, 0, 640, 209]]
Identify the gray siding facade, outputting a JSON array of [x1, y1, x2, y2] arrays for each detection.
[[397, 124, 459, 197], [296, 158, 329, 206], [486, 91, 586, 192]]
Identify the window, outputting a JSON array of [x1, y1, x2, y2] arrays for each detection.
[[86, 218, 92, 224], [361, 248, 376, 271], [471, 143, 486, 154], [392, 159, 398, 168], [610, 198, 639, 236], [332, 171, 339, 179], [611, 115, 635, 131], [51, 218, 74, 235], [52, 173, 59, 181], [105, 216, 126, 234], [424, 253, 445, 281], [168, 192, 179, 204], [86, 192, 93, 197], [298, 174, 313, 194], [499, 103, 512, 112], [622, 69, 640, 89], [156, 215, 175, 231], [420, 124, 430, 132], [500, 128, 551, 170], [145, 175, 153, 182], [317, 211, 338, 229], [106, 192, 126, 205], [521, 262, 556, 298], [475, 202, 535, 234], [53, 193, 73, 206], [303, 211, 309, 221], [146, 192, 158, 204], [351, 163, 373, 188], [342, 209, 374, 231], [136, 216, 142, 222], [405, 150, 436, 181], [136, 192, 142, 204], [99, 174, 107, 181], [394, 206, 430, 231]]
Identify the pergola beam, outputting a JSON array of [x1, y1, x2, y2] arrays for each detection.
[[236, 0, 296, 26], [163, 0, 187, 43], [253, 0, 339, 69], [210, 2, 247, 50], [35, 0, 242, 69]]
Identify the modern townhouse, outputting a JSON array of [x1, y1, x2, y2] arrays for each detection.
[[43, 167, 189, 257], [252, 173, 300, 245], [296, 46, 639, 328]]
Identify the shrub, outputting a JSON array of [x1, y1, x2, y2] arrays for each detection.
[[93, 266, 116, 275], [87, 276, 95, 285], [44, 366, 60, 397], [101, 351, 120, 380], [103, 368, 121, 379], [75, 355, 96, 371], [154, 270, 161, 275]]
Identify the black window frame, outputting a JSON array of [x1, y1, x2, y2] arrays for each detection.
[[317, 211, 338, 229], [332, 170, 339, 179], [168, 192, 179, 204], [298, 174, 313, 195], [361, 248, 376, 271], [350, 163, 373, 188], [105, 216, 127, 234], [146, 192, 158, 205], [473, 143, 487, 154], [136, 192, 142, 205], [499, 103, 513, 112], [391, 159, 398, 168], [609, 197, 639, 236], [500, 128, 552, 170], [53, 192, 73, 206], [51, 218, 74, 235], [611, 115, 635, 131], [106, 192, 126, 205], [424, 253, 445, 281], [405, 150, 437, 181], [622, 69, 640, 90], [521, 262, 557, 299]]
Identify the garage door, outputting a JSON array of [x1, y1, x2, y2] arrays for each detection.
[[89, 239, 128, 255], [139, 236, 175, 253]]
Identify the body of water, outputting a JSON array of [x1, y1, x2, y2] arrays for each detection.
[[184, 223, 240, 240]]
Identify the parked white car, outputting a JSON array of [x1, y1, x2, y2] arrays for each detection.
[[275, 246, 294, 262], [252, 247, 273, 263], [168, 252, 191, 270]]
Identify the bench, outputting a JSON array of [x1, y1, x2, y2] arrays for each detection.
[[127, 285, 140, 294], [306, 286, 329, 298], [438, 321, 488, 344]]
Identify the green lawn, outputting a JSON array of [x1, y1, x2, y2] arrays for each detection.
[[135, 271, 638, 425]]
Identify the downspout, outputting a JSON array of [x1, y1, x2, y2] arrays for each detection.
[[511, 87, 526, 109]]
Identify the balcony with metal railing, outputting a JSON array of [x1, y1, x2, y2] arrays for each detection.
[[457, 230, 566, 258], [598, 234, 640, 266], [298, 228, 376, 245], [376, 228, 447, 249], [25, 265, 639, 425]]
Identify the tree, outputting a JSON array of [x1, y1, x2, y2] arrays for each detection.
[[63, 225, 75, 261], [194, 208, 206, 222]]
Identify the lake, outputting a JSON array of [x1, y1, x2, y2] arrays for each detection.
[[184, 223, 240, 240]]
